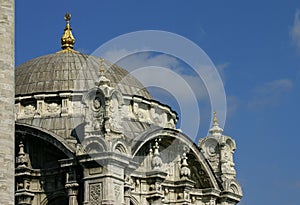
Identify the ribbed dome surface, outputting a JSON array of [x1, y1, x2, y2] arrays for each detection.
[[15, 52, 152, 99]]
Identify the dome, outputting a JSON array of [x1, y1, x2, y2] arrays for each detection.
[[14, 13, 178, 141], [15, 52, 152, 99]]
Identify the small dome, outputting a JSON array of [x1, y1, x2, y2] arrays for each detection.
[[15, 52, 152, 99]]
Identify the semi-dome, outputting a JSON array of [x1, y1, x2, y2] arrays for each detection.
[[15, 52, 152, 99]]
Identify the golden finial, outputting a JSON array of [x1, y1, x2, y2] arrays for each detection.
[[213, 111, 218, 125], [209, 111, 223, 136], [58, 12, 78, 53]]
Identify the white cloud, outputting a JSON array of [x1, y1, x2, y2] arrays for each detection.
[[103, 50, 210, 101], [102, 48, 138, 64], [290, 9, 300, 51], [101, 49, 228, 131], [248, 79, 292, 109]]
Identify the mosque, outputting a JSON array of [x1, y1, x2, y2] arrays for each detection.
[[0, 3, 242, 204]]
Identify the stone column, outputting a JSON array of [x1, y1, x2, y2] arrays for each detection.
[[0, 0, 15, 205], [65, 182, 79, 205], [64, 166, 79, 205]]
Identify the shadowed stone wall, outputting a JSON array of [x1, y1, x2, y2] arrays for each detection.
[[0, 0, 14, 204]]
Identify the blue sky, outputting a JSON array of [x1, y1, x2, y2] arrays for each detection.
[[16, 1, 300, 204]]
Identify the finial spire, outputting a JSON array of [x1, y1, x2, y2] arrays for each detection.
[[99, 58, 105, 75], [96, 58, 110, 86], [213, 111, 218, 125], [16, 141, 31, 168], [59, 13, 78, 53], [209, 111, 223, 136]]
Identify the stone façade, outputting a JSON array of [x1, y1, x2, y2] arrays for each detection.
[[0, 0, 15, 204], [0, 7, 243, 204]]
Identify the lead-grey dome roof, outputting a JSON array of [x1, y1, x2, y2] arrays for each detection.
[[15, 52, 152, 99]]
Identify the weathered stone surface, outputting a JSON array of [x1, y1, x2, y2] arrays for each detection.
[[0, 0, 14, 204], [15, 53, 152, 99], [12, 12, 243, 205]]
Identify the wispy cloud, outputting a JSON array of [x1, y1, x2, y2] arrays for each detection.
[[102, 49, 230, 132], [226, 95, 240, 117], [248, 79, 292, 109], [103, 50, 210, 102], [290, 9, 300, 51]]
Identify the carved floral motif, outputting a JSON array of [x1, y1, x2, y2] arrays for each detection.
[[90, 183, 102, 205], [47, 103, 60, 113]]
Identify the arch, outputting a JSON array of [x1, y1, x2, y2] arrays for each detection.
[[82, 87, 105, 108], [40, 192, 67, 205], [16, 123, 78, 205], [226, 137, 236, 151], [131, 127, 220, 190], [225, 179, 243, 196], [110, 89, 124, 105], [113, 142, 128, 154], [16, 123, 75, 158], [130, 196, 139, 205], [81, 135, 108, 153]]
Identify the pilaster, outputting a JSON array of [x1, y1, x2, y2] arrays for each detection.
[[0, 0, 15, 204]]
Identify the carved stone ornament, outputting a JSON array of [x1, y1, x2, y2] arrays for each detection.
[[114, 183, 121, 201], [90, 183, 102, 205], [47, 102, 60, 114], [106, 92, 123, 133], [180, 153, 191, 179], [82, 88, 105, 133], [23, 104, 35, 116], [16, 141, 31, 168], [200, 138, 220, 172], [151, 138, 163, 170]]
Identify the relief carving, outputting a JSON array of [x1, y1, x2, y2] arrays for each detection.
[[83, 89, 105, 133], [132, 101, 149, 123], [114, 183, 121, 201], [220, 144, 236, 176], [47, 103, 60, 114], [23, 105, 35, 116], [106, 93, 123, 133], [199, 138, 220, 173], [90, 183, 102, 205], [150, 107, 163, 125]]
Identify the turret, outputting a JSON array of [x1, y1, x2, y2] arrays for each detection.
[[199, 112, 243, 204]]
